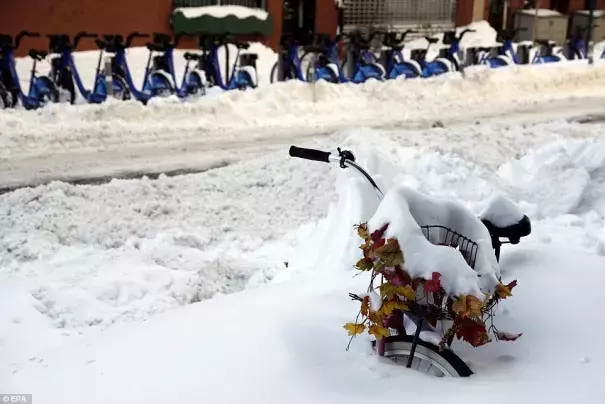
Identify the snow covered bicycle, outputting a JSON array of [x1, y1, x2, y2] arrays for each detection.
[[288, 145, 531, 377]]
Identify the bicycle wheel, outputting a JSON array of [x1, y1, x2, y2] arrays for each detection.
[[0, 82, 12, 109], [372, 335, 473, 377]]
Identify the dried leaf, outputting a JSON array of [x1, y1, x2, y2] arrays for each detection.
[[375, 238, 404, 267], [344, 322, 366, 336], [368, 324, 390, 339]]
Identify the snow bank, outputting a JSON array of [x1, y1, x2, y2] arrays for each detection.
[[286, 122, 605, 283], [3, 247, 605, 404], [174, 5, 269, 20], [4, 61, 605, 162], [519, 8, 564, 17], [0, 150, 336, 362]]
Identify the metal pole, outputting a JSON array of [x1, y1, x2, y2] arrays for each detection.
[[587, 0, 596, 64], [532, 0, 539, 42]]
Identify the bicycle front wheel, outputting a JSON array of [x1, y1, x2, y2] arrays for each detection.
[[373, 335, 473, 377]]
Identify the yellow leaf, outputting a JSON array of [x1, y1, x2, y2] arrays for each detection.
[[379, 284, 415, 301], [466, 295, 484, 318], [453, 295, 483, 319], [452, 295, 468, 318], [355, 258, 374, 271], [357, 223, 370, 241], [375, 238, 404, 267], [361, 297, 370, 317], [396, 285, 416, 300], [344, 322, 366, 336], [496, 283, 512, 299], [368, 324, 390, 339], [378, 299, 409, 316], [379, 283, 395, 299]]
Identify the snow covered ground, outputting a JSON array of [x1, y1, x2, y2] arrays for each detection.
[[3, 119, 605, 402], [3, 25, 605, 403]]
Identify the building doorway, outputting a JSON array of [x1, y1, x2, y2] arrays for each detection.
[[282, 0, 316, 37]]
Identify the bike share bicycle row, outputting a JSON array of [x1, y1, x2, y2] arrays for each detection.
[[272, 26, 605, 85], [0, 30, 259, 109]]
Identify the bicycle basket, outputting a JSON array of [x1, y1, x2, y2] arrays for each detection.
[[420, 225, 478, 270]]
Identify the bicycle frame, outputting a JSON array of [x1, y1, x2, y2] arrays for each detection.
[[0, 31, 53, 110]]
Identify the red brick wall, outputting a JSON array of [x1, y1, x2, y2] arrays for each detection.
[[0, 0, 284, 56], [315, 1, 338, 37], [456, 0, 475, 26]]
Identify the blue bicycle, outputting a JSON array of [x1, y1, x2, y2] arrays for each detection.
[[408, 29, 475, 78], [145, 33, 205, 98], [305, 33, 384, 84], [197, 34, 257, 91], [0, 30, 58, 110], [270, 32, 317, 83], [47, 32, 130, 104], [95, 32, 175, 104], [378, 30, 424, 79]]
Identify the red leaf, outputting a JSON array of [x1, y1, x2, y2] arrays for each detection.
[[371, 224, 389, 243], [506, 280, 518, 292], [383, 267, 411, 286], [455, 318, 490, 347], [496, 331, 522, 341], [373, 238, 386, 250], [424, 272, 442, 293]]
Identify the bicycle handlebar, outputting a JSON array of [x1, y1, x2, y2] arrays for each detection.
[[289, 145, 384, 198], [73, 32, 98, 49], [15, 30, 40, 49], [457, 28, 476, 41], [126, 32, 150, 48], [289, 146, 331, 163]]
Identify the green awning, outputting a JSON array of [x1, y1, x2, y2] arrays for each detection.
[[171, 6, 274, 37]]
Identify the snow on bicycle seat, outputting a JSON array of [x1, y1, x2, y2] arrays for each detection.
[[479, 194, 531, 243], [234, 42, 250, 50], [535, 39, 554, 47]]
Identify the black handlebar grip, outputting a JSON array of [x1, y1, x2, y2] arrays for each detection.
[[289, 146, 331, 163]]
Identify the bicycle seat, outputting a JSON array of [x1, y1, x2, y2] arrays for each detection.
[[95, 39, 108, 50], [184, 52, 200, 61], [482, 215, 531, 244], [28, 49, 47, 60], [303, 46, 326, 54], [536, 39, 554, 47], [426, 37, 439, 44], [146, 42, 166, 52]]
